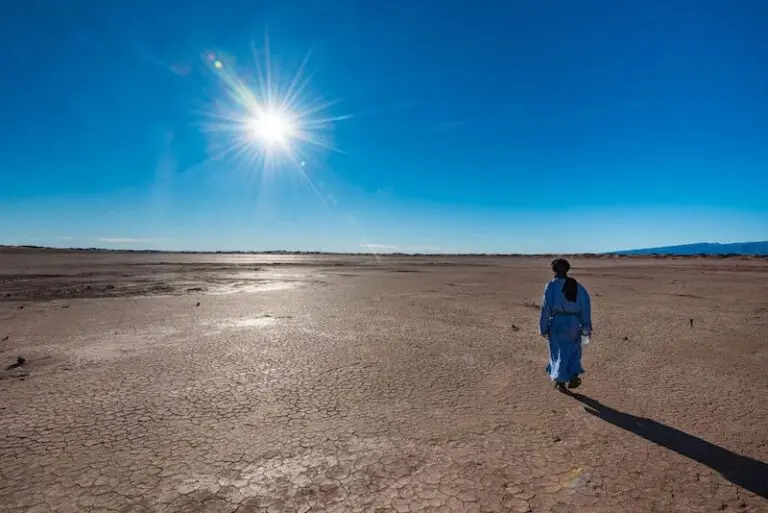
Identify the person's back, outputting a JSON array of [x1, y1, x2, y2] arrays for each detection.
[[539, 277, 591, 337], [539, 259, 592, 391]]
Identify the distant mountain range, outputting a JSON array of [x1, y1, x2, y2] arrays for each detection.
[[612, 241, 768, 256]]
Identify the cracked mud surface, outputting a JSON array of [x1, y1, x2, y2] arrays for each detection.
[[1, 252, 767, 512]]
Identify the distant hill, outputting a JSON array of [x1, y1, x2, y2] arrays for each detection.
[[612, 241, 768, 256]]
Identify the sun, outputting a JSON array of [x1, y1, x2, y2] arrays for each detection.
[[248, 109, 294, 146], [200, 41, 351, 186]]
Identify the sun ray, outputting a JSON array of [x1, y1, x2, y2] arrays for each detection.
[[301, 114, 355, 127], [281, 49, 314, 111], [200, 42, 346, 183]]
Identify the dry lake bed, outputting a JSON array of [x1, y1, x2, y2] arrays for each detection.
[[1, 251, 766, 512]]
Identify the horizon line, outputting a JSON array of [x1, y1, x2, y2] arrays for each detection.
[[1, 244, 766, 258]]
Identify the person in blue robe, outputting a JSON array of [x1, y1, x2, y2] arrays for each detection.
[[539, 258, 592, 392]]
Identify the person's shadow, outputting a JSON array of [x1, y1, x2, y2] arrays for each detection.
[[568, 393, 767, 499]]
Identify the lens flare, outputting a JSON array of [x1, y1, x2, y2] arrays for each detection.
[[200, 40, 350, 185], [194, 42, 390, 257], [248, 109, 294, 146]]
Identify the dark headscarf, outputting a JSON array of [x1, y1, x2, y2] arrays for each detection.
[[551, 258, 578, 302]]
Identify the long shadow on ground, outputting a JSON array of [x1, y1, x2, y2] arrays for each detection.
[[568, 393, 767, 499]]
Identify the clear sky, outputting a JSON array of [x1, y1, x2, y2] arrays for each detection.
[[1, 1, 766, 253]]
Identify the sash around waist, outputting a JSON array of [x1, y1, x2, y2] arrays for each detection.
[[551, 310, 581, 317]]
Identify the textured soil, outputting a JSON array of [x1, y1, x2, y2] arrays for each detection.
[[1, 252, 766, 512]]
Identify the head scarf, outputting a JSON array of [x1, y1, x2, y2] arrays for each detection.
[[551, 258, 578, 302], [551, 258, 571, 276]]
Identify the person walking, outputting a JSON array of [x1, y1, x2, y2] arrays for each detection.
[[539, 258, 592, 392]]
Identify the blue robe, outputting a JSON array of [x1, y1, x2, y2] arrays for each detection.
[[539, 277, 592, 383]]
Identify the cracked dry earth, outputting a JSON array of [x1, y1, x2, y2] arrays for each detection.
[[1, 253, 767, 513]]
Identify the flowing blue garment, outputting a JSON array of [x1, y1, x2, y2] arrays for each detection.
[[539, 277, 592, 383]]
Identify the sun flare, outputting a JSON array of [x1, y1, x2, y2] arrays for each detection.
[[201, 41, 350, 181], [248, 110, 294, 146]]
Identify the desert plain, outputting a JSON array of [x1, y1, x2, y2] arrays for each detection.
[[0, 249, 766, 513]]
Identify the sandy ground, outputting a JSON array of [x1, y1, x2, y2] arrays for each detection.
[[0, 252, 766, 513]]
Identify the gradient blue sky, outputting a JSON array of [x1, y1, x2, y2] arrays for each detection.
[[1, 1, 766, 253]]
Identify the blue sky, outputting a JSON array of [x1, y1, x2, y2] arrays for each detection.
[[1, 1, 766, 253]]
